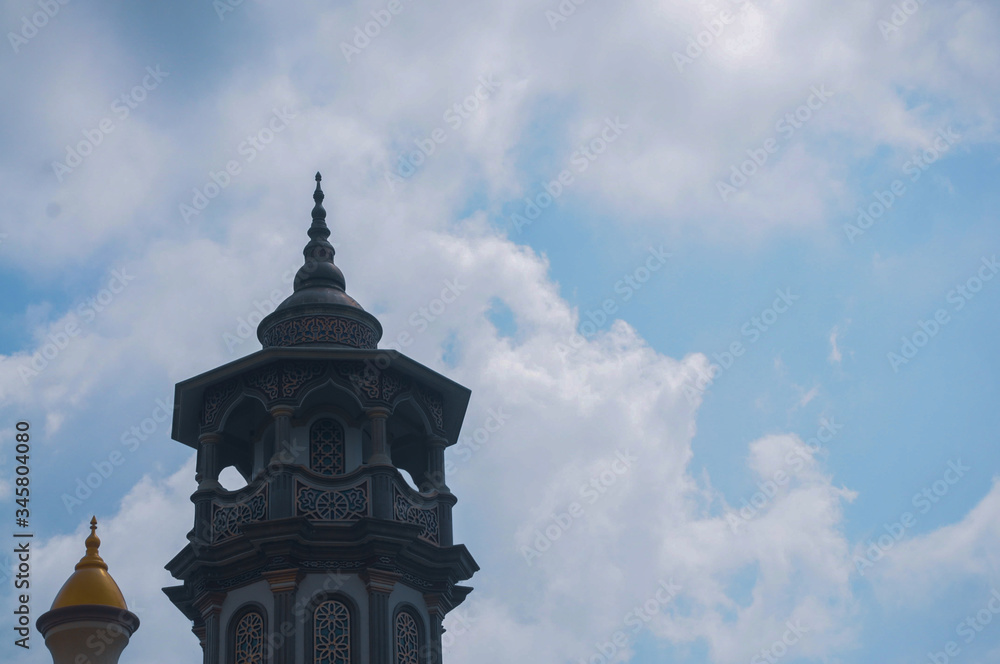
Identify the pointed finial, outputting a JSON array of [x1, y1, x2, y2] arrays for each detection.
[[312, 172, 326, 228], [76, 516, 108, 571]]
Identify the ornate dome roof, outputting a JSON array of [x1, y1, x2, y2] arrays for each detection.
[[257, 173, 383, 349], [50, 517, 128, 611]]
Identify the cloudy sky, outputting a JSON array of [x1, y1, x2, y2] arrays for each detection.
[[2, 0, 999, 662]]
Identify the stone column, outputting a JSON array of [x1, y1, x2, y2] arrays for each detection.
[[269, 406, 296, 467], [268, 406, 296, 519], [197, 433, 223, 490], [194, 593, 225, 664], [425, 435, 449, 492], [366, 407, 392, 465], [264, 570, 302, 664], [364, 570, 397, 664], [193, 433, 223, 543], [366, 407, 395, 520], [423, 596, 447, 664]]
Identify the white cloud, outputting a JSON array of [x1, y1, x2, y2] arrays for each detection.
[[870, 477, 1000, 607], [829, 326, 843, 365]]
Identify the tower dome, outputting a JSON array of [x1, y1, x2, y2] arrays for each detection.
[[256, 172, 383, 349], [50, 516, 128, 610]]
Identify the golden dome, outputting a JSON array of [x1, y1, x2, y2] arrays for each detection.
[[50, 517, 128, 611]]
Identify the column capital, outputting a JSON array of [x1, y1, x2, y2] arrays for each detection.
[[191, 622, 207, 650], [193, 592, 226, 619], [366, 406, 392, 419], [263, 569, 303, 594], [362, 568, 400, 595], [270, 405, 295, 418]]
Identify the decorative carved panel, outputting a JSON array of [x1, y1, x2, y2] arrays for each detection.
[[211, 485, 268, 543], [202, 379, 239, 428], [417, 386, 445, 431], [283, 361, 326, 398], [296, 480, 369, 521], [393, 487, 439, 544], [337, 362, 381, 400]]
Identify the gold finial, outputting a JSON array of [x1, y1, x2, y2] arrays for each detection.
[[75, 515, 108, 571]]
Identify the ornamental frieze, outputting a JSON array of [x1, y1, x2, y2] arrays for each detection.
[[261, 314, 379, 349], [199, 360, 443, 432]]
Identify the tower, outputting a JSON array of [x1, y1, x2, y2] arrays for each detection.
[[163, 174, 478, 664], [37, 518, 140, 664]]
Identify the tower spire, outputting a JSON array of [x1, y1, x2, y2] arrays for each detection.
[[295, 171, 345, 292], [310, 171, 327, 232], [255, 171, 383, 349]]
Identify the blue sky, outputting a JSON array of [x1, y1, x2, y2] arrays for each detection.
[[1, 0, 999, 663]]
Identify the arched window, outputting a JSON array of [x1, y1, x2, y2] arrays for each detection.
[[311, 418, 345, 475], [314, 599, 352, 664], [394, 609, 422, 664], [232, 608, 265, 664]]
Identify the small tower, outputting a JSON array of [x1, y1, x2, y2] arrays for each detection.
[[164, 174, 478, 664], [36, 518, 140, 664]]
